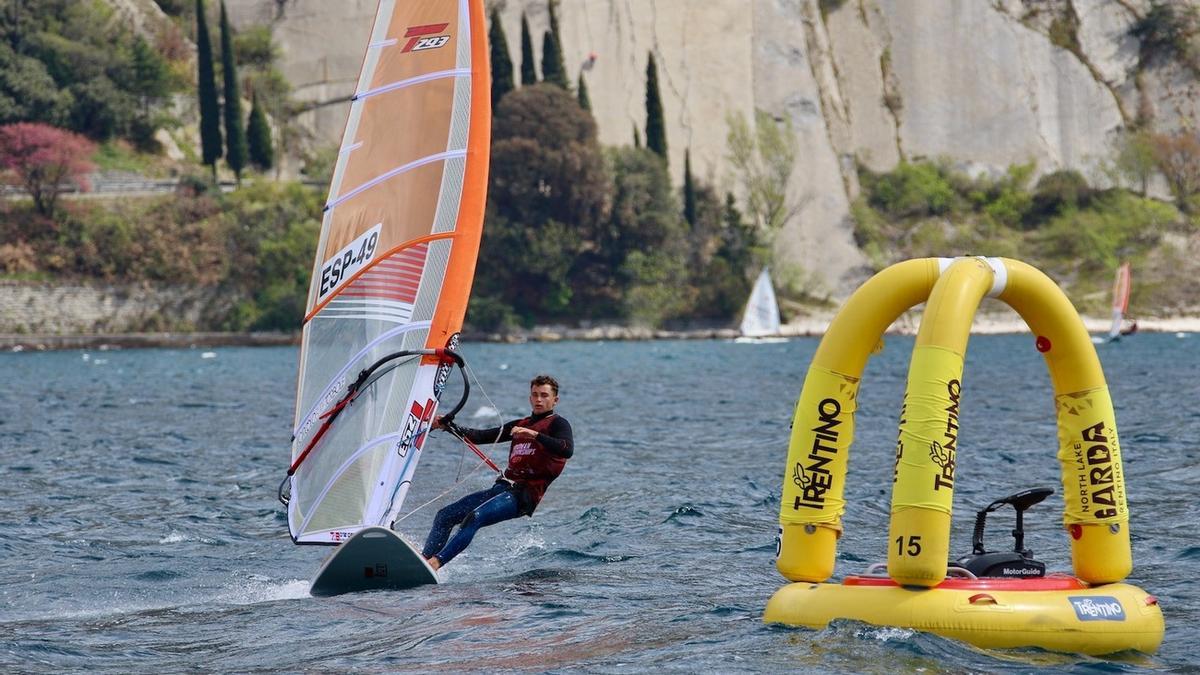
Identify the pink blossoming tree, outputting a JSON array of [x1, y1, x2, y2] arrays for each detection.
[[0, 122, 97, 217]]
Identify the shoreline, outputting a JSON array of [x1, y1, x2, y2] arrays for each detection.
[[3, 314, 1197, 352]]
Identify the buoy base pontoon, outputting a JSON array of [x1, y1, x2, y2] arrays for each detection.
[[764, 572, 1163, 655]]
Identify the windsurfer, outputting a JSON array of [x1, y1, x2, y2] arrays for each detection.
[[422, 374, 574, 570]]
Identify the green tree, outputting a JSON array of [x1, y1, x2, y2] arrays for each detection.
[[220, 1, 247, 184], [0, 44, 72, 127], [196, 0, 222, 178], [576, 72, 591, 112], [645, 52, 667, 159], [479, 84, 609, 321], [0, 122, 97, 217], [692, 188, 759, 320], [246, 91, 273, 171], [726, 109, 800, 241], [519, 13, 537, 85], [128, 36, 172, 113], [605, 146, 690, 325], [489, 7, 514, 106], [541, 31, 568, 89], [683, 148, 696, 225], [1110, 130, 1158, 196], [541, 1, 568, 89]]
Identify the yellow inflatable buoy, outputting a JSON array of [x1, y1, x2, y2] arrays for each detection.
[[766, 258, 1164, 655]]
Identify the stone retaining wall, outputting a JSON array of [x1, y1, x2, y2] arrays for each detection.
[[0, 280, 229, 334]]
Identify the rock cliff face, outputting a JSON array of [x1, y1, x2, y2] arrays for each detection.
[[222, 0, 1200, 294]]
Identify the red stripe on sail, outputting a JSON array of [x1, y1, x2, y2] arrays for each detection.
[[336, 245, 428, 304]]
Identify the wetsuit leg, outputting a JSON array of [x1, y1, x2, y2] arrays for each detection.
[[431, 489, 521, 566], [421, 484, 505, 558]]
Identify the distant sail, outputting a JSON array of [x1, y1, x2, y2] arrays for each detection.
[[740, 268, 781, 337], [284, 0, 490, 545], [1107, 262, 1131, 342]]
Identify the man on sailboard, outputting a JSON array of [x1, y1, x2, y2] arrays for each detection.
[[422, 374, 574, 569]]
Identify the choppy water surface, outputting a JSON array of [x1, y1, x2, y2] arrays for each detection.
[[1, 333, 1197, 672]]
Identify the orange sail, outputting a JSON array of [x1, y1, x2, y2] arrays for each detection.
[[285, 0, 490, 545], [1108, 262, 1131, 341]]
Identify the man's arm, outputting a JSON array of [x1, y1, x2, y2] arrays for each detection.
[[535, 417, 573, 458], [443, 419, 514, 445]]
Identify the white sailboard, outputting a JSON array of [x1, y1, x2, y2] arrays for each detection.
[[736, 267, 786, 343], [279, 0, 491, 596]]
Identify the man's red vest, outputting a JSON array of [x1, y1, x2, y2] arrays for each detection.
[[504, 413, 567, 513]]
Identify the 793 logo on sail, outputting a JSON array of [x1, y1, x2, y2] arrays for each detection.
[[401, 23, 451, 53], [318, 224, 381, 301]]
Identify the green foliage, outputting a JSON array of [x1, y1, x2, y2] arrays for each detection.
[[489, 7, 515, 107], [644, 52, 667, 159], [576, 73, 591, 113], [246, 92, 273, 171], [232, 25, 277, 70], [691, 191, 762, 320], [196, 0, 222, 172], [726, 109, 799, 241], [219, 1, 247, 181], [2, 177, 321, 330], [480, 84, 609, 321], [519, 14, 537, 85], [216, 180, 321, 330], [0, 1, 184, 143], [1031, 190, 1173, 287], [1108, 130, 1157, 195], [861, 160, 957, 219], [1048, 12, 1080, 53], [683, 149, 696, 225], [852, 157, 1184, 311], [541, 1, 569, 89], [1130, 3, 1200, 66], [1031, 169, 1091, 221]]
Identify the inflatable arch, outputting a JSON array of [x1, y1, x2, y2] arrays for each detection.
[[765, 258, 1162, 654]]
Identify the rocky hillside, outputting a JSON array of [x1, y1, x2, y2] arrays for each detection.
[[218, 0, 1199, 296]]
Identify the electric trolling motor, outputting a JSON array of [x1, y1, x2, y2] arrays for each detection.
[[955, 487, 1054, 578]]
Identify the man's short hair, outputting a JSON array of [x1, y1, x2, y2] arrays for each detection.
[[530, 374, 559, 396]]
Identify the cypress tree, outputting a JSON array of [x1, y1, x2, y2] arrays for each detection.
[[196, 0, 222, 178], [683, 149, 696, 225], [577, 72, 591, 112], [633, 125, 641, 148], [489, 7, 515, 106], [541, 31, 568, 89], [220, 0, 247, 184], [542, 0, 568, 89], [519, 13, 537, 85], [645, 52, 667, 159], [246, 91, 274, 171]]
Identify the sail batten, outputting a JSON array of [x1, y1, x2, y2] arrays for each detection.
[[286, 0, 490, 546], [354, 67, 471, 101]]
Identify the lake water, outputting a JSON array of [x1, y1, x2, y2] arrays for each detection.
[[1, 333, 1197, 673]]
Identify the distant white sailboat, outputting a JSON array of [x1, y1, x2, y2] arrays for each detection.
[[736, 268, 787, 343]]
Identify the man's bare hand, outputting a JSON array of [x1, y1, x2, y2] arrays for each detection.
[[511, 426, 537, 441]]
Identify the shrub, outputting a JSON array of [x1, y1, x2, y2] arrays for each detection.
[[862, 161, 957, 218]]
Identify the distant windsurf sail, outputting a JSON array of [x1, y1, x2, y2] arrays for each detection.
[[281, 0, 490, 545], [740, 268, 782, 337], [1107, 262, 1131, 342]]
